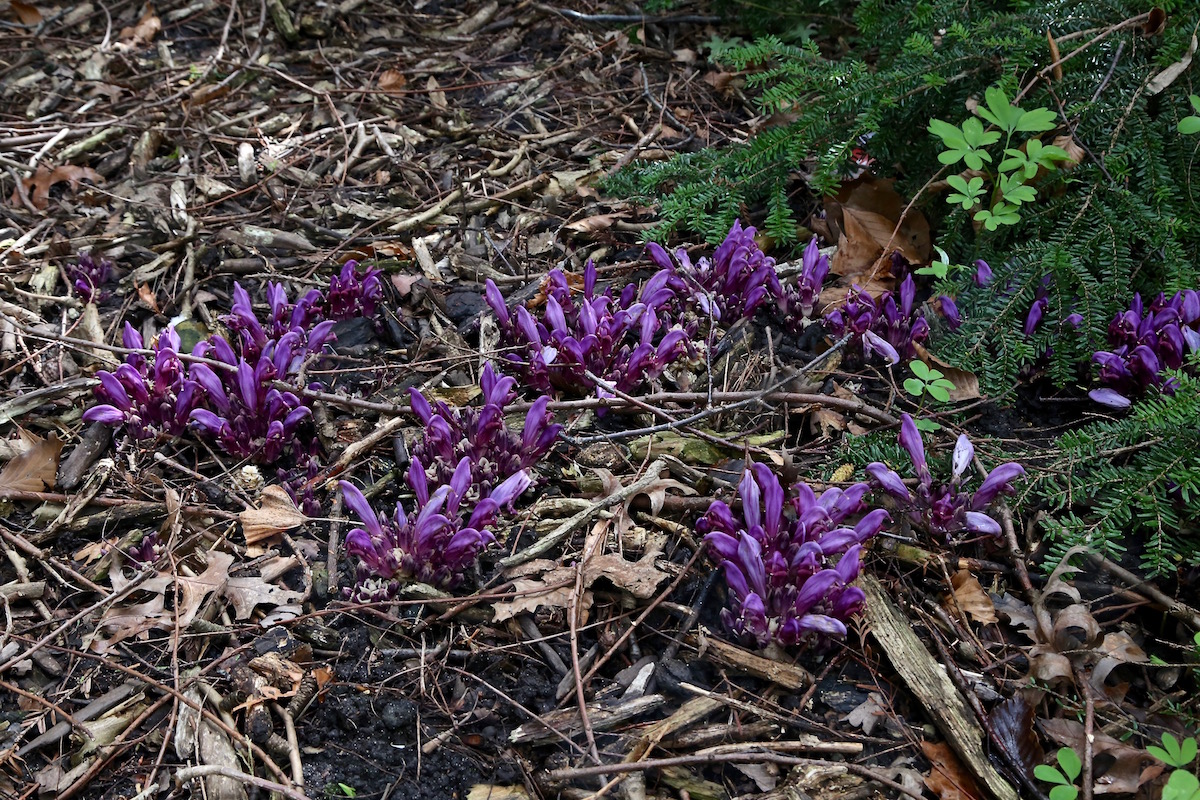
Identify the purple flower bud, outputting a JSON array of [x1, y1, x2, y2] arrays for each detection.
[[867, 463, 911, 501], [83, 405, 127, 425], [952, 434, 975, 481], [862, 330, 900, 365], [964, 512, 1002, 536], [970, 463, 1026, 510], [973, 259, 993, 286], [940, 296, 962, 330]]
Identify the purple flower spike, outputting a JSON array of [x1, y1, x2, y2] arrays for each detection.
[[824, 279, 929, 365], [67, 251, 114, 303], [702, 461, 890, 649], [84, 325, 202, 441], [339, 456, 521, 600], [410, 362, 560, 498], [1088, 289, 1200, 407], [328, 260, 384, 321], [867, 419, 1024, 543]]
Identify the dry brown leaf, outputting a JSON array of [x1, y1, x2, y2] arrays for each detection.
[[136, 282, 159, 312], [944, 569, 998, 625], [1041, 718, 1157, 794], [922, 740, 984, 800], [14, 165, 104, 210], [1052, 603, 1101, 651], [1092, 631, 1149, 688], [378, 69, 408, 93], [0, 432, 62, 495], [118, 10, 161, 46], [586, 548, 669, 599], [843, 692, 888, 735], [224, 574, 304, 621], [827, 175, 931, 275], [10, 0, 42, 25], [565, 213, 622, 234], [492, 562, 585, 623], [240, 485, 309, 546]]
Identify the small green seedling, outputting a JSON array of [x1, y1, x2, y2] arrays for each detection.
[[1148, 732, 1198, 768], [929, 85, 1070, 230], [1148, 734, 1200, 800], [904, 361, 956, 402], [1179, 95, 1200, 135], [1034, 746, 1082, 800], [916, 245, 965, 280]]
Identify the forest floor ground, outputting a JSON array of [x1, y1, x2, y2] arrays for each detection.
[[0, 1, 1197, 800]]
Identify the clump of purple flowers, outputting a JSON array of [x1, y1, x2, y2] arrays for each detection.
[[485, 263, 692, 399], [824, 274, 930, 365], [188, 337, 317, 464], [1089, 290, 1200, 409], [327, 260, 384, 321], [225, 282, 335, 367], [410, 363, 560, 497], [67, 251, 114, 303], [866, 414, 1025, 542], [697, 463, 890, 648], [83, 323, 202, 439], [339, 457, 531, 600], [646, 220, 783, 323]]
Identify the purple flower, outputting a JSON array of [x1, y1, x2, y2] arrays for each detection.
[[410, 363, 560, 497], [651, 221, 784, 324], [866, 414, 1025, 542], [824, 275, 929, 365], [973, 259, 993, 287], [328, 260, 384, 321], [67, 251, 114, 303], [486, 261, 693, 399], [1089, 289, 1200, 407], [83, 323, 201, 440], [224, 281, 334, 367], [939, 296, 962, 330], [339, 456, 531, 599], [188, 339, 316, 464], [699, 462, 890, 648]]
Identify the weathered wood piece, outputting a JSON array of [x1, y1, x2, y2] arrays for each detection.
[[861, 573, 1018, 800]]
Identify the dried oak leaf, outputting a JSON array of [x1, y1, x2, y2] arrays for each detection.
[[921, 740, 983, 800], [13, 165, 104, 210], [0, 432, 62, 494], [945, 569, 998, 625], [239, 485, 309, 546]]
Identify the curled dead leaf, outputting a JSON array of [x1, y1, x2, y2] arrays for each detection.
[[0, 432, 62, 495], [239, 485, 309, 546], [13, 165, 104, 211], [944, 569, 998, 625]]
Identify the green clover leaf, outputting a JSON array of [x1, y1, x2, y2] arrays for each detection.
[[999, 173, 1037, 206], [975, 202, 1021, 230], [947, 175, 986, 210]]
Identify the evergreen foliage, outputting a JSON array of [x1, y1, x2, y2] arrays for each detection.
[[610, 0, 1200, 578], [1041, 362, 1200, 577]]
